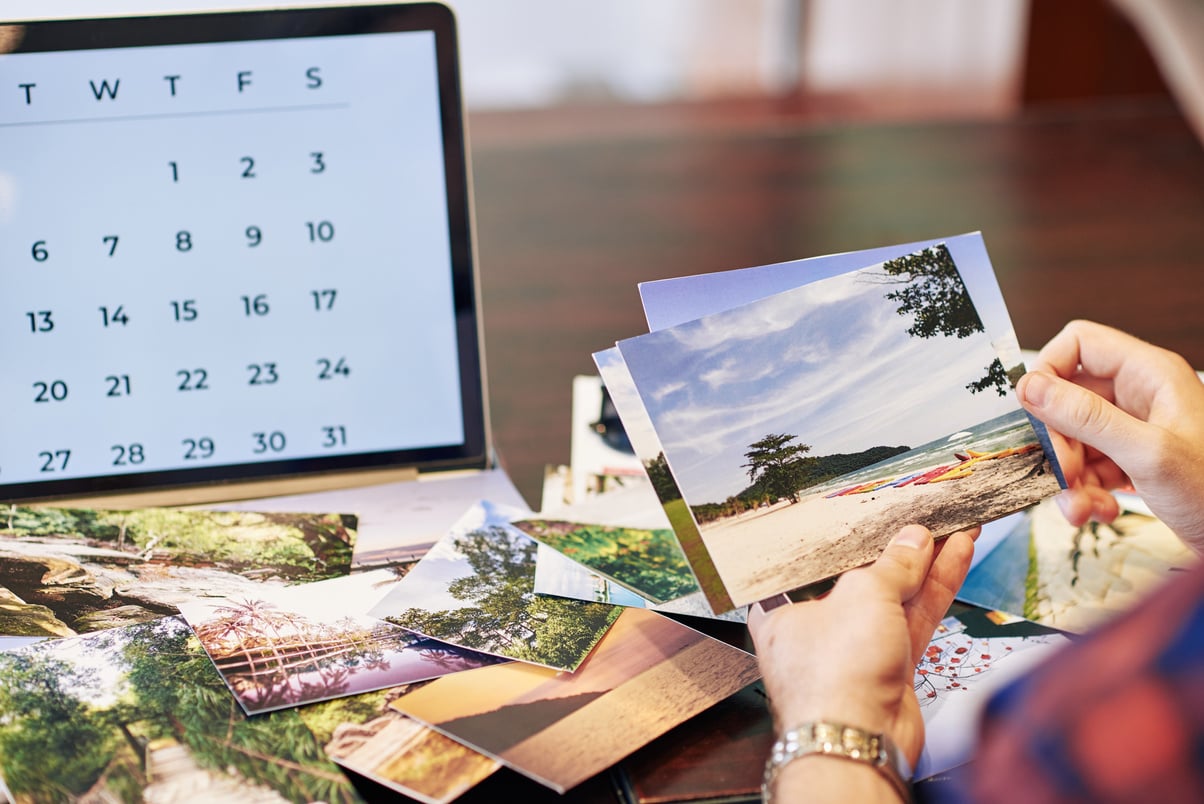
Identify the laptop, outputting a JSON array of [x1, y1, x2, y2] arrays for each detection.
[[0, 3, 490, 505]]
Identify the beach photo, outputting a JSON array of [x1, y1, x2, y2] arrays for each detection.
[[0, 616, 359, 803], [0, 505, 356, 640], [368, 501, 621, 671], [392, 606, 761, 793], [618, 244, 1063, 608]]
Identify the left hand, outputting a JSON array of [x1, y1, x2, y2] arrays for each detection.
[[748, 524, 977, 769]]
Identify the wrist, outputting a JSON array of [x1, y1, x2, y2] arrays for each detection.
[[763, 721, 913, 804], [777, 754, 906, 803]]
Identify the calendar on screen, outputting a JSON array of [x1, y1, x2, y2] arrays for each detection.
[[0, 4, 488, 501]]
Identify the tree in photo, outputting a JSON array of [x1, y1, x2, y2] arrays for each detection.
[[742, 433, 812, 505], [643, 452, 683, 502], [878, 243, 1009, 396], [385, 524, 618, 669]]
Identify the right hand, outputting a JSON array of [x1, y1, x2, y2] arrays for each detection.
[[1016, 320, 1204, 552]]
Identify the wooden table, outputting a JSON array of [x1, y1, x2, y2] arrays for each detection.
[[471, 96, 1204, 513], [435, 95, 1204, 803]]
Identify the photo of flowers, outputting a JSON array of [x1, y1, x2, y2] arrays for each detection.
[[179, 571, 503, 714], [617, 242, 1063, 608], [0, 505, 356, 642], [392, 606, 761, 793], [914, 602, 1069, 779], [0, 616, 361, 803], [368, 501, 622, 671]]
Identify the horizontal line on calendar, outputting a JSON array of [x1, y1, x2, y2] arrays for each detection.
[[0, 101, 351, 129]]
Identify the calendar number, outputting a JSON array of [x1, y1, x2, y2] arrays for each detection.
[[247, 362, 279, 385], [252, 431, 286, 453], [240, 156, 256, 178], [103, 235, 119, 257], [38, 450, 70, 472], [177, 368, 209, 391], [99, 305, 129, 327], [176, 231, 193, 252], [106, 375, 132, 397], [26, 311, 54, 333], [321, 425, 347, 447], [33, 380, 68, 403], [316, 357, 350, 379], [182, 437, 216, 460], [111, 443, 145, 466], [305, 220, 335, 242], [310, 152, 326, 173], [241, 295, 270, 317], [311, 289, 337, 310], [168, 161, 180, 182], [171, 300, 198, 322], [31, 241, 49, 262], [245, 226, 263, 247]]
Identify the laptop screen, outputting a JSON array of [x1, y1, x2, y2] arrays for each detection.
[[0, 3, 489, 501]]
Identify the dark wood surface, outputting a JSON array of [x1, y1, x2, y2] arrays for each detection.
[[472, 96, 1204, 512]]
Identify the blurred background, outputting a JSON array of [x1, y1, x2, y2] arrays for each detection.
[[454, 0, 1174, 137], [13, 0, 1176, 126]]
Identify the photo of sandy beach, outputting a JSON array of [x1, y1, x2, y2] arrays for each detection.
[[618, 244, 1063, 608]]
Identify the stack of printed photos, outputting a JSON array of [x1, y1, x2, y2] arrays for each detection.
[[0, 232, 1087, 802], [597, 231, 1066, 613], [0, 499, 762, 803]]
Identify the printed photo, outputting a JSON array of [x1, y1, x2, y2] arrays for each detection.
[[958, 496, 1196, 632], [368, 501, 622, 671], [299, 684, 500, 804], [179, 571, 502, 714], [0, 616, 361, 803], [594, 346, 732, 613], [617, 244, 1063, 608], [509, 518, 696, 604], [914, 602, 1069, 779], [531, 541, 746, 623], [0, 505, 356, 639], [392, 606, 761, 793]]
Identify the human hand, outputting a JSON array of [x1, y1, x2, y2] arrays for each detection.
[[1016, 320, 1204, 551], [748, 524, 976, 793]]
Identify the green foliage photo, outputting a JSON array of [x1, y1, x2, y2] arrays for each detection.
[[511, 519, 698, 604]]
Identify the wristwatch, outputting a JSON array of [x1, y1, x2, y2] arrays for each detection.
[[762, 721, 914, 803]]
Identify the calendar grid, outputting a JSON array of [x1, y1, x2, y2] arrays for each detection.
[[0, 7, 486, 498]]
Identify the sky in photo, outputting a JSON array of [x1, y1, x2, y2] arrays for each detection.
[[618, 263, 1020, 504]]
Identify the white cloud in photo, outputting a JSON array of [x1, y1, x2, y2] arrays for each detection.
[[619, 263, 1019, 504]]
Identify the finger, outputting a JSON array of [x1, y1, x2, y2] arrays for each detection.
[[1017, 370, 1151, 475], [904, 529, 975, 659], [843, 525, 935, 605], [1032, 320, 1139, 384], [1058, 484, 1121, 525]]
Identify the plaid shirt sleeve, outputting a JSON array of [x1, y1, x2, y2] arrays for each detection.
[[967, 563, 1204, 803]]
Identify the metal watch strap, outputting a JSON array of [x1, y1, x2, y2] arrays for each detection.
[[762, 721, 914, 803]]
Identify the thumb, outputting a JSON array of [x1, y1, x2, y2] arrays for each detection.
[[1017, 370, 1147, 467], [862, 525, 934, 603]]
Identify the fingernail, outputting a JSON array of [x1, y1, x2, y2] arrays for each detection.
[[892, 526, 930, 550], [1020, 372, 1054, 409]]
